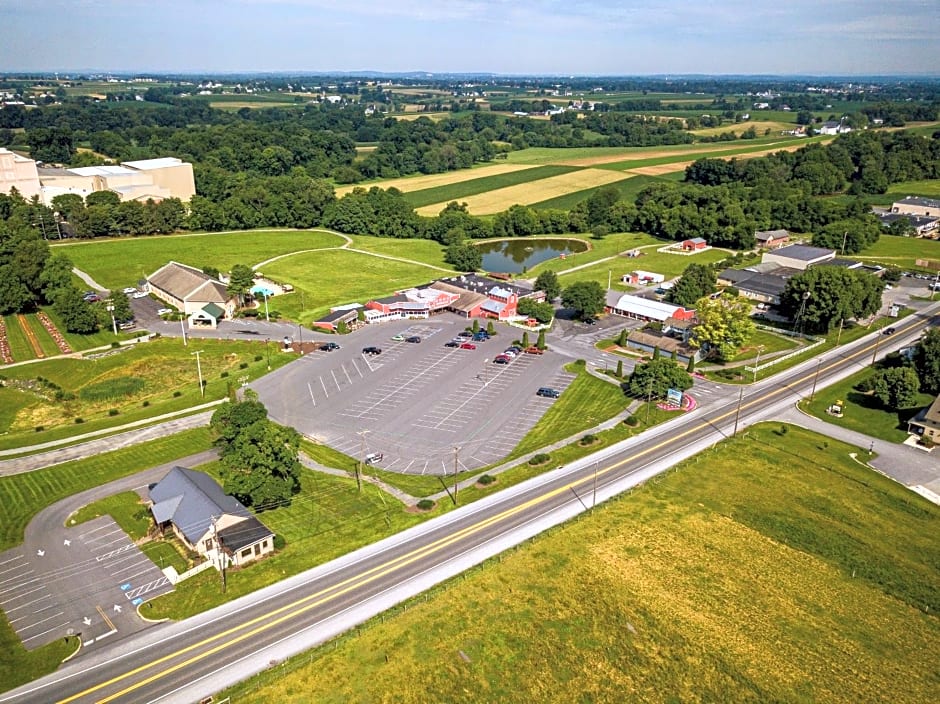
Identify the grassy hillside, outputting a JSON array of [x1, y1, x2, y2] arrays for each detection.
[[225, 424, 940, 704]]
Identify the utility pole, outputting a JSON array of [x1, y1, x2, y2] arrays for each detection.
[[192, 350, 205, 397], [733, 385, 744, 436], [841, 230, 848, 256], [356, 430, 368, 493], [871, 318, 883, 366], [298, 322, 304, 355], [265, 337, 271, 370], [836, 318, 844, 346], [452, 446, 460, 506], [180, 315, 188, 346], [607, 269, 612, 291], [106, 300, 117, 335], [645, 374, 653, 425], [753, 345, 764, 383], [263, 291, 270, 322], [810, 358, 823, 401], [592, 461, 598, 511]]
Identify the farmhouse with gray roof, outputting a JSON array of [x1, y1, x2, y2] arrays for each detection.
[[146, 261, 236, 326], [149, 466, 274, 569]]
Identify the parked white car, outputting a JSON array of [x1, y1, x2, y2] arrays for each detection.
[[132, 291, 149, 299], [122, 287, 138, 294], [157, 308, 173, 316]]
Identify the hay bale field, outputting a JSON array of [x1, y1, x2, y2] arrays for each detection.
[[417, 169, 634, 216]]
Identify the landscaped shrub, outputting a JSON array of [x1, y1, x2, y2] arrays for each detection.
[[74, 417, 84, 424], [529, 453, 551, 465], [254, 355, 263, 362], [477, 474, 496, 485], [108, 408, 119, 416], [34, 426, 44, 432], [580, 433, 597, 445], [173, 390, 182, 397], [220, 371, 229, 378], [78, 376, 145, 401], [416, 499, 435, 511], [110, 341, 120, 348], [624, 415, 639, 427], [239, 362, 249, 369], [142, 400, 150, 407], [273, 534, 286, 550]]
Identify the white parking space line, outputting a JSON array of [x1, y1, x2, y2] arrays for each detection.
[[320, 376, 329, 398], [343, 365, 353, 385], [307, 382, 316, 407], [4, 593, 51, 613], [0, 583, 47, 603], [331, 369, 341, 392], [22, 621, 71, 644]]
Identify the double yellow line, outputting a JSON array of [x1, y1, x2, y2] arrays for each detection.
[[63, 322, 924, 703]]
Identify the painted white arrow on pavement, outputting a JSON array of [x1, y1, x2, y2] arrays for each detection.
[[83, 617, 91, 626], [63, 539, 71, 546], [113, 604, 122, 613], [36, 549, 45, 557]]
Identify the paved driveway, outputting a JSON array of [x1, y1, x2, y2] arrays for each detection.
[[0, 452, 214, 650]]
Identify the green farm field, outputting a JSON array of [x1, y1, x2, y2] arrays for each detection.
[[857, 235, 940, 270], [224, 423, 940, 704], [53, 229, 346, 291], [346, 235, 451, 269], [403, 165, 581, 209], [886, 179, 940, 198], [531, 173, 680, 211]]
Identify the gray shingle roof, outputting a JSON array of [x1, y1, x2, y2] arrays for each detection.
[[148, 262, 225, 302], [768, 244, 834, 261], [149, 466, 265, 546]]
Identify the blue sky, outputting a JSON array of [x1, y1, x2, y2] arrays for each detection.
[[1, 0, 938, 75]]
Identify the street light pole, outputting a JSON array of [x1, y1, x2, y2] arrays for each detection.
[[180, 314, 188, 346], [356, 430, 368, 493], [836, 318, 844, 346], [733, 385, 744, 436], [871, 318, 883, 366], [753, 345, 764, 383], [192, 350, 205, 397], [810, 357, 823, 401], [453, 446, 459, 506], [263, 292, 270, 322], [106, 301, 117, 335]]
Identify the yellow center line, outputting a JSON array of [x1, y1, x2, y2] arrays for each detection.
[[95, 606, 115, 633], [60, 324, 920, 704]]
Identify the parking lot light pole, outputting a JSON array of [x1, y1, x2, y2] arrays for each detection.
[[263, 292, 270, 322], [106, 301, 117, 335], [810, 358, 823, 401], [733, 385, 744, 436], [180, 315, 188, 346], [753, 346, 764, 384]]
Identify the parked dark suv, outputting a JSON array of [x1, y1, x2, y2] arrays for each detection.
[[321, 342, 340, 351], [537, 387, 560, 398], [362, 346, 382, 355], [406, 335, 421, 343]]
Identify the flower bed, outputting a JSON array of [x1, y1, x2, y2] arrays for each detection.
[[0, 317, 12, 364], [36, 311, 72, 354]]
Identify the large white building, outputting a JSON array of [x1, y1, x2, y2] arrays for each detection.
[[0, 147, 41, 200]]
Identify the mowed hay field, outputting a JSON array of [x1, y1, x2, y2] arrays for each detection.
[[226, 425, 940, 704], [417, 169, 634, 216], [335, 163, 540, 197]]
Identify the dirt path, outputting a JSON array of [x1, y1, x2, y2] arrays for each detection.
[[16, 314, 44, 359]]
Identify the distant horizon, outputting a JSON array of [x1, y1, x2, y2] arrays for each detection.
[[2, 1, 937, 76]]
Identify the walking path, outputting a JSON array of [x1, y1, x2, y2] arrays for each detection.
[[72, 267, 110, 293]]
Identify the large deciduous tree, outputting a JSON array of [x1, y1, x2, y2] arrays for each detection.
[[690, 293, 755, 361], [780, 267, 883, 334], [668, 263, 716, 308], [211, 394, 269, 448], [913, 328, 940, 395], [871, 367, 921, 410], [444, 241, 482, 272], [561, 280, 606, 320], [220, 419, 301, 510], [52, 288, 99, 333], [533, 270, 561, 301], [623, 357, 692, 400], [227, 264, 256, 305]]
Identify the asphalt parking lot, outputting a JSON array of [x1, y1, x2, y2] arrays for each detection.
[[0, 515, 172, 650], [253, 314, 576, 475]]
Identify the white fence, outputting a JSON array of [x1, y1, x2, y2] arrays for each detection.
[[163, 558, 214, 585]]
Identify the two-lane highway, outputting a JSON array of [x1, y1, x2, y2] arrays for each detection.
[[5, 309, 935, 704]]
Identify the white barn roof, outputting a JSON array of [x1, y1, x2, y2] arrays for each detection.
[[607, 294, 686, 321]]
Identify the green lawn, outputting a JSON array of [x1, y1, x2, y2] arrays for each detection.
[[402, 165, 582, 208], [0, 388, 35, 434], [21, 315, 61, 358], [0, 632, 76, 698], [53, 229, 346, 291], [3, 315, 34, 362], [69, 491, 153, 540], [263, 249, 447, 324], [800, 366, 933, 443], [346, 235, 451, 269], [43, 305, 148, 353], [0, 338, 291, 452], [725, 329, 800, 363], [510, 361, 628, 457], [886, 179, 940, 198], [554, 246, 730, 288], [857, 235, 940, 270], [0, 427, 211, 552], [222, 422, 940, 704], [523, 232, 663, 278], [141, 539, 189, 573]]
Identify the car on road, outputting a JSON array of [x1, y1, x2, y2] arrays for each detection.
[[406, 335, 421, 343], [444, 340, 461, 348], [362, 346, 382, 355], [472, 332, 490, 341], [883, 327, 897, 335], [524, 346, 544, 355], [583, 317, 597, 325], [320, 342, 340, 351], [132, 291, 149, 299], [121, 287, 138, 294], [493, 354, 511, 364], [157, 307, 173, 315], [391, 334, 405, 341], [459, 342, 476, 350], [536, 387, 560, 398]]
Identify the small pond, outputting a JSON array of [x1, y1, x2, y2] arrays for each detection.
[[475, 238, 588, 274]]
